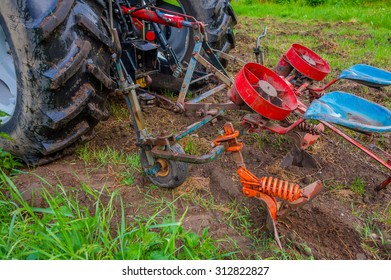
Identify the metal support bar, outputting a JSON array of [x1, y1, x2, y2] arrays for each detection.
[[190, 73, 214, 85], [375, 176, 391, 191], [174, 110, 225, 142], [184, 102, 248, 112], [320, 120, 391, 170], [177, 41, 203, 105], [263, 118, 306, 135], [187, 84, 227, 104], [202, 41, 229, 76], [151, 145, 226, 164], [309, 78, 339, 92], [212, 49, 246, 66], [193, 52, 233, 87]]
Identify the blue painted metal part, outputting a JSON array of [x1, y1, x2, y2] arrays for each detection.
[[178, 41, 202, 102], [339, 64, 391, 88], [145, 164, 161, 176], [304, 91, 391, 133], [187, 84, 226, 104], [175, 110, 225, 141], [151, 145, 226, 164]]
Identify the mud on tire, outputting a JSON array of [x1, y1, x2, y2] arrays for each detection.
[[0, 0, 117, 165]]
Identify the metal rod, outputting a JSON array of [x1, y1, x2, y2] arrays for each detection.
[[108, 0, 114, 30], [177, 41, 203, 105], [187, 84, 226, 104], [124, 94, 141, 141], [193, 52, 233, 87], [190, 73, 214, 85], [309, 78, 339, 92], [174, 110, 225, 142], [375, 176, 391, 191], [202, 41, 229, 76], [212, 49, 246, 66], [320, 120, 391, 170], [184, 102, 247, 112], [151, 145, 226, 164], [262, 118, 306, 135]]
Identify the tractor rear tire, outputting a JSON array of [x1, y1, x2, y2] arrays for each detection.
[[0, 0, 117, 165]]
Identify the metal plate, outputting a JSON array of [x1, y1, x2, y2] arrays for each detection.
[[338, 64, 391, 88], [304, 91, 391, 133]]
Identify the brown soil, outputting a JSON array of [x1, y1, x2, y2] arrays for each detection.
[[13, 17, 391, 260]]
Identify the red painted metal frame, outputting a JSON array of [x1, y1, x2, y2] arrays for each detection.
[[121, 5, 200, 29], [321, 121, 391, 170]]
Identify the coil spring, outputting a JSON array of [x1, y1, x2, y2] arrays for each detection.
[[259, 177, 303, 202], [298, 122, 322, 135]]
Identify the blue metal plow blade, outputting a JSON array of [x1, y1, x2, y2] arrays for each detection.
[[304, 91, 391, 133], [339, 64, 391, 88]]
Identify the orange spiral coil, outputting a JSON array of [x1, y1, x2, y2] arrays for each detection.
[[298, 122, 322, 135], [259, 177, 303, 202]]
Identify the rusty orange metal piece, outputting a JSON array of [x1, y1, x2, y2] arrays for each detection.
[[213, 122, 323, 249], [214, 125, 243, 152], [215, 123, 305, 220], [259, 176, 305, 202], [238, 166, 278, 221]]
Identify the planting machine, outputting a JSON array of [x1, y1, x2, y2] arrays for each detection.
[[1, 0, 390, 247], [116, 4, 391, 247]]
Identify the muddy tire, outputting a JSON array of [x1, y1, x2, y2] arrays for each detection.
[[140, 144, 189, 188], [0, 0, 117, 165], [152, 0, 236, 91]]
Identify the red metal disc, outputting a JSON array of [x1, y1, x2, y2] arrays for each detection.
[[229, 63, 297, 120], [285, 44, 330, 81]]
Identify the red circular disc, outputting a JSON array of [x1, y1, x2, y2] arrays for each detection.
[[230, 63, 297, 120], [285, 44, 330, 81]]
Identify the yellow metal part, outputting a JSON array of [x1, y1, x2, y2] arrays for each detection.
[[136, 77, 147, 88]]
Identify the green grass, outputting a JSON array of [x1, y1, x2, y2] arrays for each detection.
[[350, 177, 366, 195], [232, 0, 391, 71], [0, 172, 236, 260], [323, 179, 346, 191], [232, 1, 391, 29], [108, 101, 129, 120], [78, 144, 141, 169], [0, 149, 22, 173], [243, 133, 266, 150], [355, 212, 390, 259], [77, 144, 142, 186], [182, 137, 199, 155]]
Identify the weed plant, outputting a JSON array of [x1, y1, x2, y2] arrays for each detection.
[[350, 177, 366, 195], [0, 172, 235, 260]]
